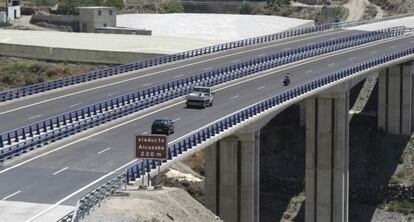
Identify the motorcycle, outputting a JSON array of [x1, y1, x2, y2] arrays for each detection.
[[283, 76, 290, 86]]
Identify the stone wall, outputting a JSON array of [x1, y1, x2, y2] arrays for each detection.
[[95, 27, 152, 35], [31, 14, 79, 31]]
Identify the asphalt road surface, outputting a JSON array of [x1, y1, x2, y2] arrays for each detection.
[[0, 30, 363, 134], [0, 33, 413, 221]]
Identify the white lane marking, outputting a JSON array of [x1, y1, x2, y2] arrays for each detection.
[[69, 103, 82, 108], [173, 118, 181, 122], [27, 115, 42, 120], [349, 56, 356, 60], [52, 167, 69, 176], [1, 33, 408, 176], [142, 131, 148, 135], [174, 74, 184, 78], [390, 45, 397, 49], [230, 95, 240, 100], [233, 59, 240, 63], [370, 51, 377, 54], [257, 54, 266, 57], [329, 37, 337, 41], [25, 160, 137, 222], [305, 70, 313, 74], [328, 63, 335, 67], [8, 35, 408, 220], [306, 42, 314, 46], [257, 86, 265, 90], [2, 190, 21, 200], [107, 93, 115, 97], [142, 83, 153, 87], [0, 102, 185, 176], [203, 66, 213, 70], [1, 31, 397, 177], [0, 31, 345, 116], [97, 148, 111, 155], [284, 48, 291, 51]]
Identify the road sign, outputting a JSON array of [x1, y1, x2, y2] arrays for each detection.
[[135, 134, 168, 160]]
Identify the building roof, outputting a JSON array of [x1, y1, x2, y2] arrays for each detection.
[[118, 13, 314, 42], [0, 13, 313, 55]]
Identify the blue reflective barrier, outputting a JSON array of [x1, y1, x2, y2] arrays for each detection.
[[125, 45, 414, 182], [0, 27, 407, 162]]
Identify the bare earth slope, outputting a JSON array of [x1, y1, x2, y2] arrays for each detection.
[[83, 187, 222, 222]]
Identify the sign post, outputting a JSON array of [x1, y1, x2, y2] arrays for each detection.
[[135, 134, 168, 190]]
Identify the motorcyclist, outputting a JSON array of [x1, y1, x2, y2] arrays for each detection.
[[283, 73, 291, 86]]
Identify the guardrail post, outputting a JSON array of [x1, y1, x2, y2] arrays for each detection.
[[14, 130, 19, 142], [62, 115, 67, 126], [7, 133, 11, 145], [36, 123, 41, 135], [29, 126, 33, 138], [68, 113, 73, 124]]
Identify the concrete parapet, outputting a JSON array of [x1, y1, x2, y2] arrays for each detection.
[[205, 132, 260, 222], [0, 43, 163, 64], [305, 92, 349, 222]]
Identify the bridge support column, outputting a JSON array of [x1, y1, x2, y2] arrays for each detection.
[[205, 131, 260, 222], [300, 101, 306, 127], [305, 92, 349, 222], [378, 62, 414, 135]]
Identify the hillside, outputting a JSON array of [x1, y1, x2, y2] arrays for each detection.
[[82, 187, 222, 222]]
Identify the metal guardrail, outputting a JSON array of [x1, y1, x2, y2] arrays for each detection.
[[57, 174, 126, 222], [0, 27, 404, 163], [0, 25, 333, 103], [3, 12, 414, 103], [60, 43, 414, 222], [126, 46, 414, 183]]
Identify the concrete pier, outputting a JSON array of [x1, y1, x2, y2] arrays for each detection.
[[305, 92, 349, 222], [378, 62, 414, 135], [205, 131, 260, 222], [300, 101, 306, 127]]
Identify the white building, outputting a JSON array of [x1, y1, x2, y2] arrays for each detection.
[[0, 11, 6, 23], [6, 0, 20, 20]]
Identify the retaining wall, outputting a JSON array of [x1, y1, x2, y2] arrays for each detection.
[[0, 43, 163, 64]]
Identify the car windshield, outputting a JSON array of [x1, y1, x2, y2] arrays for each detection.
[[193, 87, 210, 93], [154, 120, 168, 125]]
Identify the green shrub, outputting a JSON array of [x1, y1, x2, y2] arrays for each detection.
[[163, 0, 185, 13], [35, 0, 58, 6], [267, 0, 290, 6], [387, 200, 414, 215], [240, 2, 253, 14]]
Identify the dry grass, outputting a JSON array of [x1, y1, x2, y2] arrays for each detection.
[[0, 56, 107, 91], [370, 0, 414, 15], [252, 4, 349, 24]]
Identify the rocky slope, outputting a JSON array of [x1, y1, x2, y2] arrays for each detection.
[[83, 187, 222, 222]]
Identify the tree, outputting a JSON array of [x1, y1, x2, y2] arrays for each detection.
[[55, 0, 123, 15], [240, 2, 253, 14], [163, 0, 185, 13], [103, 0, 123, 10]]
